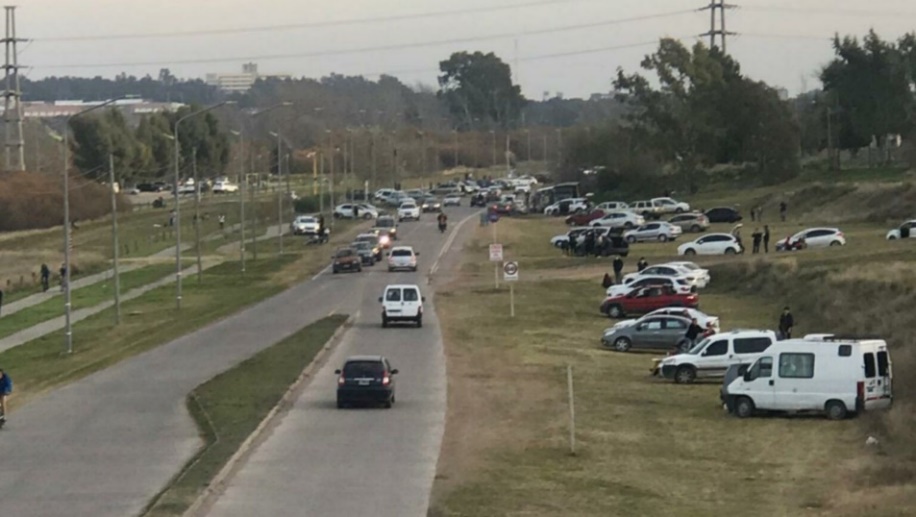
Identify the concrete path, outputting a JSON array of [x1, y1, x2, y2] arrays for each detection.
[[0, 264, 206, 354]]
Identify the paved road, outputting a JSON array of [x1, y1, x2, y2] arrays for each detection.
[[205, 210, 477, 517], [0, 208, 476, 517]]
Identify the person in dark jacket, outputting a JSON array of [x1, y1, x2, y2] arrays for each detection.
[[40, 263, 51, 292], [779, 201, 788, 222], [0, 368, 12, 423], [763, 225, 771, 254], [779, 307, 794, 339], [602, 273, 613, 289], [612, 256, 624, 284], [685, 318, 704, 347], [751, 228, 763, 254], [637, 257, 649, 272]]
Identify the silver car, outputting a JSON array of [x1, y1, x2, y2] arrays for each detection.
[[668, 212, 710, 233], [601, 315, 693, 352], [624, 222, 683, 243]]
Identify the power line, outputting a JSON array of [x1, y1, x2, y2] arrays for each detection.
[[742, 5, 916, 18], [37, 0, 602, 42], [33, 10, 698, 70]]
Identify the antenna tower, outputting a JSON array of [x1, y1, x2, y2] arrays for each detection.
[[700, 1, 736, 53], [3, 5, 25, 172]]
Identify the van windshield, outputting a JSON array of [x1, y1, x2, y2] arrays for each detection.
[[686, 338, 711, 355]]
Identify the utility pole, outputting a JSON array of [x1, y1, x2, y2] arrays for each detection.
[[192, 148, 202, 282], [505, 133, 511, 175], [3, 6, 25, 172], [526, 129, 531, 163], [349, 129, 356, 200], [370, 129, 377, 193], [239, 134, 246, 273], [108, 153, 121, 324], [490, 130, 496, 167], [700, 0, 736, 53], [452, 129, 459, 167]]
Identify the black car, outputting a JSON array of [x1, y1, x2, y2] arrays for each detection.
[[600, 235, 630, 257], [336, 355, 398, 408], [136, 182, 162, 193], [704, 207, 742, 224], [351, 241, 377, 265]]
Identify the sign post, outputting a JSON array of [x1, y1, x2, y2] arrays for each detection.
[[503, 261, 518, 317], [489, 243, 503, 289]]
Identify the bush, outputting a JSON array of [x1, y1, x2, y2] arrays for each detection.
[[0, 171, 128, 232]]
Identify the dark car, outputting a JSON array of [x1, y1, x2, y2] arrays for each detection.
[[598, 235, 630, 257], [353, 234, 383, 261], [420, 196, 442, 213], [565, 210, 606, 226], [335, 355, 398, 408], [372, 216, 398, 243], [351, 241, 377, 265], [332, 247, 362, 274], [704, 207, 742, 224], [136, 183, 159, 193]]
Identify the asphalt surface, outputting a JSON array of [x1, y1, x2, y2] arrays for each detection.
[[0, 206, 476, 517], [205, 209, 477, 517]]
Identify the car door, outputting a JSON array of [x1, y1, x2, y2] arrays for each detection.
[[402, 287, 421, 317], [641, 223, 660, 240], [804, 229, 832, 248], [733, 356, 775, 407], [696, 339, 729, 378], [631, 318, 665, 349], [659, 317, 688, 349], [384, 287, 403, 317]]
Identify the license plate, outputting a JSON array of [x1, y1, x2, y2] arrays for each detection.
[[358, 380, 370, 386]]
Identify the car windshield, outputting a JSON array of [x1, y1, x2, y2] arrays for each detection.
[[352, 242, 371, 250], [342, 361, 384, 377], [391, 249, 412, 257], [376, 218, 395, 228], [335, 249, 355, 258], [297, 217, 316, 223], [686, 337, 711, 355]]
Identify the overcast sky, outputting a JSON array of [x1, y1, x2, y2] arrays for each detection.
[[16, 0, 916, 100]]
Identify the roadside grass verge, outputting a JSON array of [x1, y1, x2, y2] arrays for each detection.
[[143, 315, 347, 517], [0, 263, 179, 340], [431, 217, 864, 516]]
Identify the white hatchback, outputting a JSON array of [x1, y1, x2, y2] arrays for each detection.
[[388, 246, 419, 272], [677, 233, 743, 256], [622, 263, 708, 288], [397, 202, 421, 221]]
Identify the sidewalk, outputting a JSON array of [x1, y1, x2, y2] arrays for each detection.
[[0, 263, 212, 354]]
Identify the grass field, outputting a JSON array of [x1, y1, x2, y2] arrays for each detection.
[[144, 315, 347, 517], [432, 187, 916, 517]]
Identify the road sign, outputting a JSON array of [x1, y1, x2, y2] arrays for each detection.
[[489, 243, 503, 262], [503, 261, 519, 282]]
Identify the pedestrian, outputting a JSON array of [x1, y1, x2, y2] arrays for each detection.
[[703, 321, 717, 338], [218, 214, 226, 230], [40, 263, 50, 292], [169, 210, 176, 227], [0, 368, 11, 424], [750, 206, 757, 222], [684, 318, 704, 349], [751, 228, 763, 254], [595, 233, 607, 257], [602, 273, 613, 289], [59, 263, 67, 292], [779, 306, 795, 340], [612, 255, 624, 284], [763, 225, 771, 254], [585, 231, 596, 257], [637, 257, 649, 272], [779, 201, 787, 222], [353, 204, 359, 218], [756, 206, 764, 222]]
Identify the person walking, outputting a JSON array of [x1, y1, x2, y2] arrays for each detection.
[[751, 228, 763, 254], [756, 206, 764, 222], [637, 257, 649, 272], [602, 273, 613, 289], [684, 318, 704, 349], [0, 368, 12, 424], [750, 206, 757, 222], [59, 263, 67, 292], [779, 201, 787, 222], [763, 225, 771, 254], [40, 263, 50, 292], [612, 255, 625, 284], [779, 306, 795, 340]]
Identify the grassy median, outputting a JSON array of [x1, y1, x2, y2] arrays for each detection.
[[143, 315, 347, 517]]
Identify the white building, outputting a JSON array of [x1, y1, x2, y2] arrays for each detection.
[[205, 63, 290, 93], [21, 99, 185, 119]]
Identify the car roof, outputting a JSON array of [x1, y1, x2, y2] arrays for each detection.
[[390, 246, 414, 251], [694, 233, 734, 239], [356, 233, 378, 238], [385, 284, 421, 289], [344, 355, 386, 363]]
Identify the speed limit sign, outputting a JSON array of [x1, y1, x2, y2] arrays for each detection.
[[503, 261, 519, 282]]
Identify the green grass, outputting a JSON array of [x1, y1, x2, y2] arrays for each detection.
[[0, 263, 179, 340], [143, 315, 347, 517]]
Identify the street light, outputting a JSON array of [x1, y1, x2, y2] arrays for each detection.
[[490, 130, 496, 167], [269, 130, 288, 256], [173, 101, 234, 310]]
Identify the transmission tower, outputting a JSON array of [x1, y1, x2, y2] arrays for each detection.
[[700, 0, 736, 53], [2, 5, 25, 172]]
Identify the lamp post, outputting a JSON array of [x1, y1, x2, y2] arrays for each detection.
[[173, 101, 233, 310], [490, 130, 496, 167], [525, 129, 531, 162], [269, 130, 285, 256], [452, 129, 459, 168]]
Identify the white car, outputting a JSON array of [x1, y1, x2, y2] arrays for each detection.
[[606, 275, 695, 297], [777, 227, 846, 251], [667, 261, 711, 287], [387, 246, 418, 272], [594, 201, 629, 212], [886, 220, 916, 240], [544, 197, 588, 216], [380, 284, 425, 328], [397, 201, 421, 221], [591, 211, 645, 229], [623, 222, 683, 243], [177, 184, 197, 195], [443, 195, 461, 207], [374, 188, 396, 201], [290, 215, 320, 235], [334, 203, 379, 220], [212, 180, 239, 194], [658, 330, 777, 384], [677, 233, 743, 256], [607, 307, 720, 334], [651, 197, 691, 214], [622, 263, 708, 288]]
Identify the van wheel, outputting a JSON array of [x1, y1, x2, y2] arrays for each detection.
[[735, 397, 755, 418], [613, 337, 632, 352], [608, 305, 624, 319], [674, 365, 697, 384], [684, 248, 697, 256], [825, 400, 848, 420], [658, 235, 669, 242], [416, 316, 423, 328]]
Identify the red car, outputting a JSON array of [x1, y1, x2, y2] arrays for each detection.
[[565, 210, 606, 226], [600, 285, 699, 319]]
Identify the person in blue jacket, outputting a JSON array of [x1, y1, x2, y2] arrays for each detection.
[[0, 368, 11, 422]]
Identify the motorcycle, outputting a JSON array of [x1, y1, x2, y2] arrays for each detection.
[[438, 221, 447, 233]]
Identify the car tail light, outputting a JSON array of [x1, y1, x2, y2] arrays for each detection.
[[837, 231, 845, 237], [338, 376, 346, 385], [382, 375, 391, 386]]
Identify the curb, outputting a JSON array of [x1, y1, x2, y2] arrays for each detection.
[[183, 314, 355, 517]]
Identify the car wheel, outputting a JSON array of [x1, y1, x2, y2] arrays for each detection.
[[830, 240, 842, 247], [384, 399, 393, 409], [388, 267, 394, 272], [626, 235, 636, 244], [608, 305, 624, 319], [658, 235, 669, 242], [735, 397, 755, 418], [332, 268, 339, 274], [674, 365, 697, 384], [363, 213, 373, 219], [333, 213, 342, 219], [825, 400, 848, 420], [337, 400, 346, 409], [690, 225, 702, 233], [889, 235, 897, 240], [624, 222, 634, 229], [675, 207, 685, 214], [613, 337, 632, 352], [357, 265, 362, 272], [724, 248, 737, 255], [684, 248, 697, 256]]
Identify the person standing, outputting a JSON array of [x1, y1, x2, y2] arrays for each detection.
[[612, 255, 625, 284], [602, 273, 613, 289], [750, 206, 757, 222], [218, 214, 226, 230], [0, 368, 12, 424], [779, 306, 795, 340], [684, 318, 704, 348], [40, 263, 51, 292], [779, 201, 787, 222], [763, 225, 771, 254], [637, 257, 649, 272], [751, 228, 763, 254], [59, 263, 67, 292]]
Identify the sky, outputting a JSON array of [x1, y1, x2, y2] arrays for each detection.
[[15, 0, 916, 100]]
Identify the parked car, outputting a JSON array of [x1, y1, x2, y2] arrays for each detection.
[[565, 210, 606, 226], [443, 194, 462, 207], [551, 227, 610, 248], [631, 200, 661, 219], [387, 246, 419, 272], [606, 276, 695, 297], [335, 355, 398, 409], [623, 222, 683, 243], [374, 188, 397, 201], [332, 247, 362, 274], [601, 314, 694, 352], [351, 241, 378, 266], [600, 285, 699, 319], [669, 212, 709, 233], [594, 201, 629, 212], [212, 180, 239, 194], [372, 216, 398, 244], [886, 219, 916, 240], [353, 233, 383, 261], [136, 182, 163, 193], [397, 201, 421, 221], [651, 197, 691, 215], [726, 336, 892, 420], [609, 307, 719, 333], [591, 211, 645, 230], [704, 207, 742, 224], [290, 215, 320, 235], [622, 263, 708, 289], [544, 197, 588, 216], [677, 233, 743, 256], [657, 330, 777, 383], [776, 228, 846, 251], [333, 203, 378, 219], [666, 261, 712, 287], [380, 284, 425, 327]]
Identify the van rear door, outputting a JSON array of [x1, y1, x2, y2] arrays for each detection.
[[863, 349, 893, 410]]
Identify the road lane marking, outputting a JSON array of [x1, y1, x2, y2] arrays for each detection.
[[429, 210, 481, 280]]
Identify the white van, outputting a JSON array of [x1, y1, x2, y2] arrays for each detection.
[[379, 284, 425, 328], [658, 330, 776, 383], [726, 336, 893, 420]]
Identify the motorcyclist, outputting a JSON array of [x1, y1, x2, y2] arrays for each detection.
[[437, 211, 448, 232]]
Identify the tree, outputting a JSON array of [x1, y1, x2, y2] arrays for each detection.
[[437, 51, 526, 130], [69, 108, 144, 181], [164, 106, 231, 178]]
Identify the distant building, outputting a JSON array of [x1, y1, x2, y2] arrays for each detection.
[[21, 99, 184, 119], [205, 63, 290, 93]]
